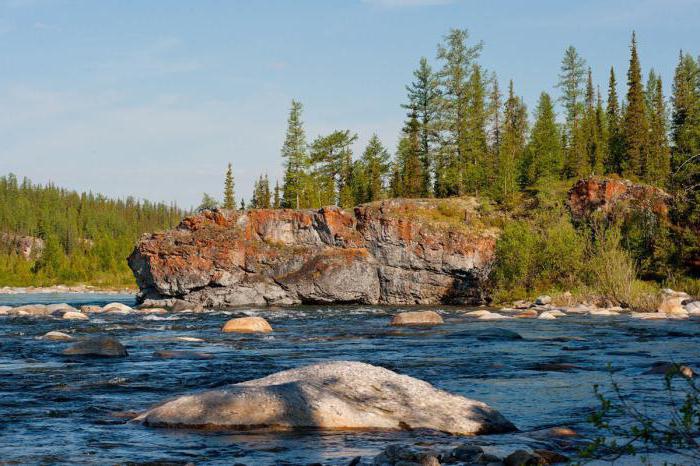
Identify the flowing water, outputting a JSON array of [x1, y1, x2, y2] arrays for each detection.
[[0, 293, 698, 465]]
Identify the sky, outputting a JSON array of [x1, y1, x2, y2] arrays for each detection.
[[1, 0, 699, 209]]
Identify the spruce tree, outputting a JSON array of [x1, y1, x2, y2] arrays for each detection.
[[646, 76, 671, 186], [495, 81, 527, 203], [593, 87, 607, 175], [273, 181, 281, 208], [557, 46, 587, 178], [486, 74, 502, 185], [403, 57, 440, 196], [463, 64, 488, 194], [606, 67, 624, 174], [309, 130, 358, 207], [522, 92, 562, 185], [435, 28, 483, 196], [397, 110, 425, 198], [223, 163, 235, 209], [622, 32, 649, 179], [281, 100, 308, 208], [361, 134, 391, 202]]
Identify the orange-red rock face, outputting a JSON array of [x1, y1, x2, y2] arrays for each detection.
[[128, 199, 497, 307], [567, 177, 670, 220]]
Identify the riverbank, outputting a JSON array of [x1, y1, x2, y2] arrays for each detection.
[[0, 284, 136, 295]]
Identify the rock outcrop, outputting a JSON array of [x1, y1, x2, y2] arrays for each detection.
[[135, 361, 515, 435], [568, 177, 670, 221], [128, 198, 498, 307]]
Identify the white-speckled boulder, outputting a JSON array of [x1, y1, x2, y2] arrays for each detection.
[[135, 361, 515, 435]]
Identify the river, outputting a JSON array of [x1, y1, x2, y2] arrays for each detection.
[[0, 293, 697, 464]]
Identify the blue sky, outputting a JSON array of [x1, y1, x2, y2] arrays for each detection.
[[1, 0, 698, 208]]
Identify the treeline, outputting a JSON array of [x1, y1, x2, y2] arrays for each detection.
[[0, 174, 183, 286], [227, 30, 697, 225]]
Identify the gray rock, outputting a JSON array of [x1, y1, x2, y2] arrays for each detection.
[[504, 450, 544, 466], [42, 331, 73, 341], [534, 295, 551, 305], [136, 361, 515, 435], [63, 336, 127, 357]]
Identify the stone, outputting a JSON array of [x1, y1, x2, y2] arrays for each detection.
[[514, 309, 538, 319], [534, 295, 551, 305], [62, 336, 128, 357], [504, 450, 545, 466], [175, 336, 205, 342], [62, 311, 89, 320], [128, 199, 498, 307], [477, 312, 510, 320], [588, 309, 620, 316], [471, 328, 523, 341], [533, 450, 569, 464], [645, 362, 695, 378], [0, 305, 11, 315], [80, 305, 103, 313], [527, 426, 579, 439], [136, 307, 168, 314], [153, 350, 214, 360], [537, 311, 558, 320], [631, 312, 668, 320], [390, 311, 444, 326], [46, 303, 76, 313], [222, 316, 273, 333], [103, 302, 132, 312], [10, 304, 51, 316], [464, 309, 494, 317], [512, 300, 532, 309], [685, 301, 700, 315], [42, 331, 73, 341], [170, 299, 204, 312], [658, 295, 688, 316], [447, 444, 484, 462], [135, 361, 516, 435]]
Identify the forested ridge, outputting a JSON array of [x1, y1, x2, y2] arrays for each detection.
[[0, 174, 183, 287]]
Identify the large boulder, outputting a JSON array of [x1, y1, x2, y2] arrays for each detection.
[[390, 310, 444, 326], [62, 336, 127, 357], [128, 199, 498, 307], [221, 316, 273, 333], [135, 361, 515, 435]]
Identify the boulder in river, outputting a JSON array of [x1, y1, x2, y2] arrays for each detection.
[[222, 316, 272, 333], [390, 310, 443, 326], [42, 331, 73, 341], [514, 309, 538, 319], [62, 311, 89, 320], [153, 350, 214, 360], [135, 361, 516, 435], [62, 336, 128, 357], [80, 305, 103, 313], [102, 302, 132, 313], [535, 295, 552, 305]]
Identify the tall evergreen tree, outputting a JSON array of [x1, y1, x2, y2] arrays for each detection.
[[522, 92, 562, 185], [403, 57, 441, 196], [361, 134, 391, 202], [396, 110, 425, 198], [486, 74, 502, 185], [435, 28, 483, 196], [593, 87, 608, 176], [309, 130, 358, 207], [223, 163, 235, 209], [557, 46, 588, 178], [463, 64, 489, 194], [281, 100, 308, 208], [606, 67, 624, 174], [273, 181, 281, 208], [622, 32, 649, 179], [495, 81, 527, 203], [646, 75, 671, 186]]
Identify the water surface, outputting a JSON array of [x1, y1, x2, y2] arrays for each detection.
[[1, 293, 697, 464]]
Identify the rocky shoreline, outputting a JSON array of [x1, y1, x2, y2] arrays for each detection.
[[0, 284, 136, 295]]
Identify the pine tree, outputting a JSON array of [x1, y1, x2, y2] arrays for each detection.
[[645, 75, 671, 186], [223, 163, 235, 209], [622, 32, 649, 179], [522, 92, 562, 186], [403, 57, 440, 196], [281, 100, 308, 208], [593, 87, 607, 175], [606, 67, 624, 174], [197, 193, 218, 211], [495, 81, 527, 203], [435, 28, 483, 197], [486, 74, 502, 185], [557, 46, 587, 178], [309, 130, 358, 207]]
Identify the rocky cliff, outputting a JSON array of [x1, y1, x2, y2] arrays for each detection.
[[128, 198, 499, 307]]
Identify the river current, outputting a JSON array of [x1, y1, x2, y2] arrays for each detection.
[[0, 293, 697, 465]]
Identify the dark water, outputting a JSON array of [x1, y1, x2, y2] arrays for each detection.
[[0, 293, 698, 465]]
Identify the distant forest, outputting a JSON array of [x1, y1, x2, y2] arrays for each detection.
[[0, 174, 183, 286]]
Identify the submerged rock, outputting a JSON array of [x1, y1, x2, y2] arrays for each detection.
[[135, 361, 516, 435], [390, 310, 443, 326], [471, 328, 523, 341], [222, 316, 273, 333], [62, 336, 127, 357], [645, 362, 695, 378], [128, 199, 498, 307], [153, 350, 214, 360], [80, 305, 103, 313], [102, 302, 132, 313]]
